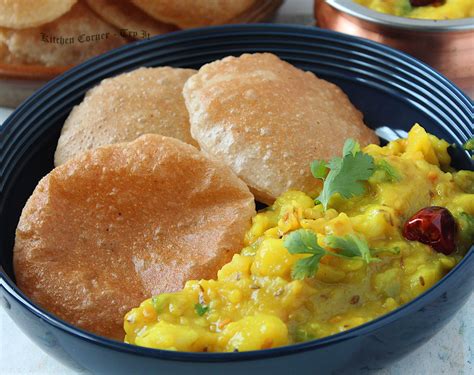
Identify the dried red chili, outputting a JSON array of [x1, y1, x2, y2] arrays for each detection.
[[403, 206, 457, 255]]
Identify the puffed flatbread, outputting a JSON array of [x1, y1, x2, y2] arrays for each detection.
[[0, 1, 126, 67], [183, 53, 379, 204], [0, 0, 77, 29], [86, 0, 176, 39], [131, 0, 256, 29], [14, 134, 256, 340], [54, 67, 197, 166]]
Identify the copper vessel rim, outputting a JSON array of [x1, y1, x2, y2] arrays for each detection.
[[324, 0, 474, 32]]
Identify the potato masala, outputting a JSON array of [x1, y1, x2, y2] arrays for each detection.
[[124, 124, 474, 352]]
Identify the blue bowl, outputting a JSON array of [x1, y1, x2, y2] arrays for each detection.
[[0, 25, 472, 374]]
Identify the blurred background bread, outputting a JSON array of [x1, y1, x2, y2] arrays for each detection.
[[85, 0, 177, 38], [131, 0, 257, 29], [0, 0, 77, 29], [0, 1, 126, 67], [0, 0, 284, 106], [0, 0, 284, 68]]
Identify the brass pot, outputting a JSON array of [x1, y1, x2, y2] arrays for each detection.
[[314, 0, 474, 97]]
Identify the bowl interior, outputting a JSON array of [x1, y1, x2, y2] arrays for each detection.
[[0, 24, 472, 355]]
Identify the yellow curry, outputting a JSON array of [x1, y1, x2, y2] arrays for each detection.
[[124, 124, 473, 352], [354, 0, 474, 19]]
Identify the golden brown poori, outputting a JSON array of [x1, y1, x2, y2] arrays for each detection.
[[183, 53, 379, 204], [131, 0, 256, 29], [86, 0, 177, 39], [0, 0, 77, 29], [54, 66, 197, 166], [0, 1, 126, 67], [14, 134, 256, 340]]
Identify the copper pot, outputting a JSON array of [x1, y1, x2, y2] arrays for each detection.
[[315, 0, 474, 97]]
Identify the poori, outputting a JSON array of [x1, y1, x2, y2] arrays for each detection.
[[131, 0, 256, 29], [54, 66, 197, 166], [0, 1, 126, 67], [183, 53, 379, 204], [14, 134, 256, 339], [0, 0, 77, 29], [86, 0, 176, 39]]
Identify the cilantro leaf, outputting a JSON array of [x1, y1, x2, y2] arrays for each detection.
[[194, 303, 209, 316], [291, 253, 324, 280], [284, 229, 379, 280], [310, 160, 328, 179], [316, 145, 374, 209], [284, 229, 326, 255], [463, 138, 474, 151], [284, 230, 327, 279], [325, 234, 380, 263], [327, 156, 343, 171], [342, 138, 360, 156], [332, 153, 374, 196], [375, 160, 401, 182]]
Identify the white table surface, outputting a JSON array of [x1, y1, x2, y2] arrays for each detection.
[[0, 1, 472, 374]]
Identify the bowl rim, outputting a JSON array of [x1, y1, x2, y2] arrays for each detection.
[[324, 0, 474, 31], [0, 23, 473, 363]]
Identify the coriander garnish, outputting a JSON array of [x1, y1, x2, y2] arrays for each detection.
[[311, 139, 374, 209], [375, 159, 401, 182], [194, 303, 209, 316], [325, 234, 380, 264], [284, 229, 378, 280], [463, 138, 474, 151]]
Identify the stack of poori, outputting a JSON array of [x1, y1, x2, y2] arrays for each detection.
[[0, 0, 282, 68], [0, 0, 126, 67], [14, 53, 378, 340]]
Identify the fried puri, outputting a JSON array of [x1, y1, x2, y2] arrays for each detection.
[[0, 0, 77, 29], [14, 134, 256, 340], [0, 1, 126, 67], [54, 67, 197, 166], [131, 0, 256, 29], [183, 53, 379, 205], [86, 0, 176, 39]]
